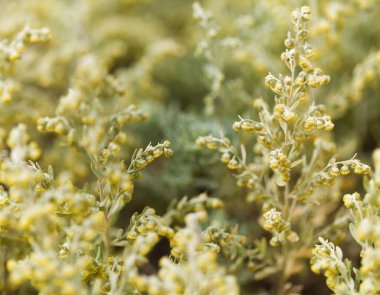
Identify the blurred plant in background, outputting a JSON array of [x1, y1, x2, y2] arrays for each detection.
[[0, 0, 380, 294]]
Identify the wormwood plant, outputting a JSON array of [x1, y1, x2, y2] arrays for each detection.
[[0, 27, 241, 295], [197, 5, 370, 293], [1, 2, 380, 295]]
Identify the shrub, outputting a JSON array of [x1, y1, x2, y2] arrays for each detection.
[[0, 1, 380, 294]]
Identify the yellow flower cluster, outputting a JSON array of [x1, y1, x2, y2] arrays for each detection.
[[269, 149, 291, 183], [310, 238, 355, 293], [0, 26, 51, 103], [128, 141, 174, 174], [312, 149, 380, 294], [131, 212, 239, 295], [126, 207, 174, 241], [196, 134, 260, 189], [7, 251, 86, 295], [263, 208, 298, 246]]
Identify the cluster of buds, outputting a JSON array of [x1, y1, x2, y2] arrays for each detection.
[[0, 26, 51, 65], [264, 73, 283, 94], [298, 55, 313, 73], [133, 248, 238, 295], [292, 6, 311, 27], [0, 79, 16, 103], [360, 247, 380, 276], [56, 88, 83, 115], [54, 190, 96, 224], [169, 211, 208, 257], [100, 132, 128, 162], [236, 172, 257, 189], [350, 160, 371, 175], [112, 105, 149, 127], [263, 208, 298, 246], [196, 135, 245, 171], [164, 193, 223, 225], [262, 209, 285, 231], [7, 252, 85, 294], [37, 116, 72, 136], [306, 69, 331, 88], [232, 118, 266, 134], [18, 203, 56, 231], [304, 114, 334, 133], [104, 163, 134, 203], [257, 134, 272, 149], [78, 255, 108, 285], [292, 6, 312, 54], [281, 6, 313, 70], [126, 207, 174, 241], [313, 172, 337, 187], [343, 192, 362, 209], [224, 155, 241, 171], [130, 231, 160, 257], [203, 227, 247, 263], [311, 238, 353, 293], [309, 160, 370, 191], [273, 103, 297, 123], [0, 159, 44, 189], [354, 217, 380, 243], [132, 210, 239, 295], [6, 124, 41, 162], [128, 141, 173, 174], [329, 164, 350, 177], [269, 149, 291, 183], [0, 26, 51, 103], [196, 135, 226, 150], [313, 148, 380, 293]]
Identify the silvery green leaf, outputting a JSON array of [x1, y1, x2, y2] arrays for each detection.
[[336, 246, 343, 260]]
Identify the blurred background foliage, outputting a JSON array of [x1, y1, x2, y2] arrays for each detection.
[[1, 0, 380, 293]]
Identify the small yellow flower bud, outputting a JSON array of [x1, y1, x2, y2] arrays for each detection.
[[220, 152, 231, 163], [227, 158, 239, 170]]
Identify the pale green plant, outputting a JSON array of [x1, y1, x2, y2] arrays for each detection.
[[0, 27, 242, 295], [197, 6, 370, 293], [1, 1, 380, 294]]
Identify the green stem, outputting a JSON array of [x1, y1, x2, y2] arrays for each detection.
[[277, 242, 289, 295]]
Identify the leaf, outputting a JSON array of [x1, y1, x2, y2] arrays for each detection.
[[48, 165, 54, 179], [253, 266, 279, 280], [290, 101, 299, 110], [116, 228, 123, 239], [328, 157, 336, 166], [131, 149, 138, 161], [348, 223, 356, 240], [136, 148, 143, 157], [109, 196, 125, 217], [291, 159, 303, 168], [336, 246, 343, 260], [276, 176, 286, 187], [363, 175, 370, 192], [318, 237, 325, 244], [229, 245, 238, 260], [240, 144, 246, 164]]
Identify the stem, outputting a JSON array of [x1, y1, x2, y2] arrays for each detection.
[[277, 242, 289, 295], [104, 218, 112, 259], [284, 183, 290, 214], [93, 162, 112, 260]]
